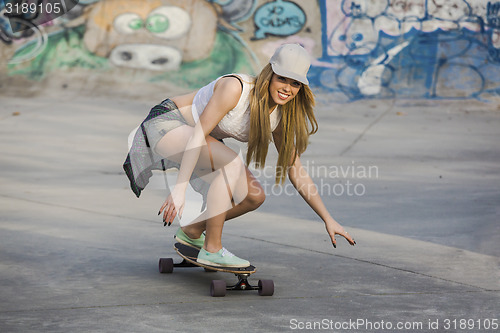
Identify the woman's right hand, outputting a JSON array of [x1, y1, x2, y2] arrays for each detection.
[[159, 186, 186, 226], [325, 218, 356, 248]]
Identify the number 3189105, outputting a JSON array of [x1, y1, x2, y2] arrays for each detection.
[[443, 319, 498, 330], [5, 2, 62, 15]]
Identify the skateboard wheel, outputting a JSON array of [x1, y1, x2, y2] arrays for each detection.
[[258, 279, 274, 296], [158, 258, 174, 274], [210, 280, 226, 297]]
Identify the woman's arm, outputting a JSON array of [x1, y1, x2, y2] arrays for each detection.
[[176, 78, 241, 190], [272, 126, 355, 248], [160, 77, 242, 223], [288, 156, 355, 247]]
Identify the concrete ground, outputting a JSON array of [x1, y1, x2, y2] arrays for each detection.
[[0, 92, 499, 332]]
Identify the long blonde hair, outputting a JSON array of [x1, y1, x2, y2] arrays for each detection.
[[246, 64, 318, 184]]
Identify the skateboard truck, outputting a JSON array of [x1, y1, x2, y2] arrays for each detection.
[[231, 273, 253, 290], [208, 274, 274, 297]]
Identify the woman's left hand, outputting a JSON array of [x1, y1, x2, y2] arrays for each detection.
[[325, 218, 356, 248], [158, 186, 186, 226]]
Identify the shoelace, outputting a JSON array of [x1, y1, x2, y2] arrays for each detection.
[[221, 248, 235, 257]]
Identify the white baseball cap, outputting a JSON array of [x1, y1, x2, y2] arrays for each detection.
[[269, 43, 311, 85]]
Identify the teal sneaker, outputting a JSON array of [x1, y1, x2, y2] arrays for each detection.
[[197, 247, 250, 268], [174, 228, 205, 249]]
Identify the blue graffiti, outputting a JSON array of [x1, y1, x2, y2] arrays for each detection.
[[208, 0, 256, 24], [487, 1, 500, 28], [253, 0, 306, 40], [0, 4, 12, 44], [0, 1, 37, 44], [349, 2, 362, 17], [341, 0, 389, 18], [313, 0, 500, 101]]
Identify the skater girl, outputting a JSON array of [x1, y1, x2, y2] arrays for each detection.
[[124, 44, 355, 268]]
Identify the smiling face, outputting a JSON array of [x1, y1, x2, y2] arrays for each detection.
[[268, 74, 302, 108]]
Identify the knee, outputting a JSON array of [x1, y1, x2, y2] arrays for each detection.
[[246, 184, 266, 210]]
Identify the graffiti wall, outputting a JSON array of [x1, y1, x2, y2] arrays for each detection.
[[313, 0, 500, 101], [1, 0, 499, 101]]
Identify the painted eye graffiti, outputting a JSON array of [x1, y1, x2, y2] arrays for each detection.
[[128, 18, 143, 31], [114, 13, 143, 34], [352, 33, 364, 42], [112, 6, 191, 39], [339, 33, 364, 43], [147, 6, 191, 39], [146, 14, 169, 34]]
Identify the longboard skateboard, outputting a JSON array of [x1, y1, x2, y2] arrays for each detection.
[[159, 243, 274, 297]]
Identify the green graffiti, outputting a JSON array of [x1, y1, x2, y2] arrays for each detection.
[[146, 14, 169, 34], [129, 18, 144, 31], [8, 26, 110, 80], [6, 26, 253, 88]]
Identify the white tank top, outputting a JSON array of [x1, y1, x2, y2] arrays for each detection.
[[191, 74, 282, 142]]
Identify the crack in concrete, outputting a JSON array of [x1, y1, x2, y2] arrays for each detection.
[[1, 194, 494, 292], [0, 193, 156, 225], [229, 233, 496, 292], [339, 99, 396, 156]]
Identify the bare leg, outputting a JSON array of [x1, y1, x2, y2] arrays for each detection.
[[155, 127, 263, 252], [201, 170, 233, 252], [193, 140, 255, 253], [181, 167, 265, 239]]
